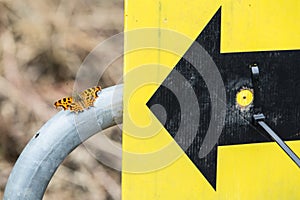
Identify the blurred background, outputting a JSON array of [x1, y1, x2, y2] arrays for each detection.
[[0, 0, 123, 199]]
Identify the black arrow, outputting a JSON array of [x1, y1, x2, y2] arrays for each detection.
[[147, 7, 300, 190]]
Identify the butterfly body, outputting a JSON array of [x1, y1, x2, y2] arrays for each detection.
[[54, 86, 101, 113]]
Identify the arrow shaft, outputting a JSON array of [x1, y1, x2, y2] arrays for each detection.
[[258, 121, 300, 168]]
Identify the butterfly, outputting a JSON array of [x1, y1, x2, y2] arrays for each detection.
[[54, 86, 101, 113]]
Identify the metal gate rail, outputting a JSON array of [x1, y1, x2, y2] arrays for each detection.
[[4, 84, 123, 200]]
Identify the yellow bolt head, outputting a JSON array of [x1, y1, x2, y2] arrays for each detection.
[[236, 89, 254, 108]]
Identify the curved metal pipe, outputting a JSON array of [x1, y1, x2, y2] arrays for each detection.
[[4, 84, 123, 200]]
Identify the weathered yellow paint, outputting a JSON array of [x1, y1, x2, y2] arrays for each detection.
[[123, 0, 300, 199]]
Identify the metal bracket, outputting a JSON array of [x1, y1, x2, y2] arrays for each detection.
[[253, 113, 265, 125], [251, 65, 262, 114], [250, 65, 300, 168]]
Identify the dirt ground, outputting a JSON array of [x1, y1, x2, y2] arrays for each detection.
[[0, 0, 123, 199]]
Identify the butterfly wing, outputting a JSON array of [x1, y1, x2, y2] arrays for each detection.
[[54, 97, 73, 110], [54, 86, 102, 113], [93, 86, 101, 97], [80, 86, 102, 108], [81, 86, 101, 98], [70, 102, 84, 113]]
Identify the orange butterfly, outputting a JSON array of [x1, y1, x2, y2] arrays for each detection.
[[54, 86, 101, 113]]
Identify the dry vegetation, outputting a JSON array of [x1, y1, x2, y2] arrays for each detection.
[[0, 0, 123, 199]]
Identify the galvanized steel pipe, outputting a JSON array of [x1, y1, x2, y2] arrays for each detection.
[[4, 84, 123, 200]]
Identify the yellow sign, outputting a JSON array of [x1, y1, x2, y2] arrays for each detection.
[[123, 0, 300, 199]]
